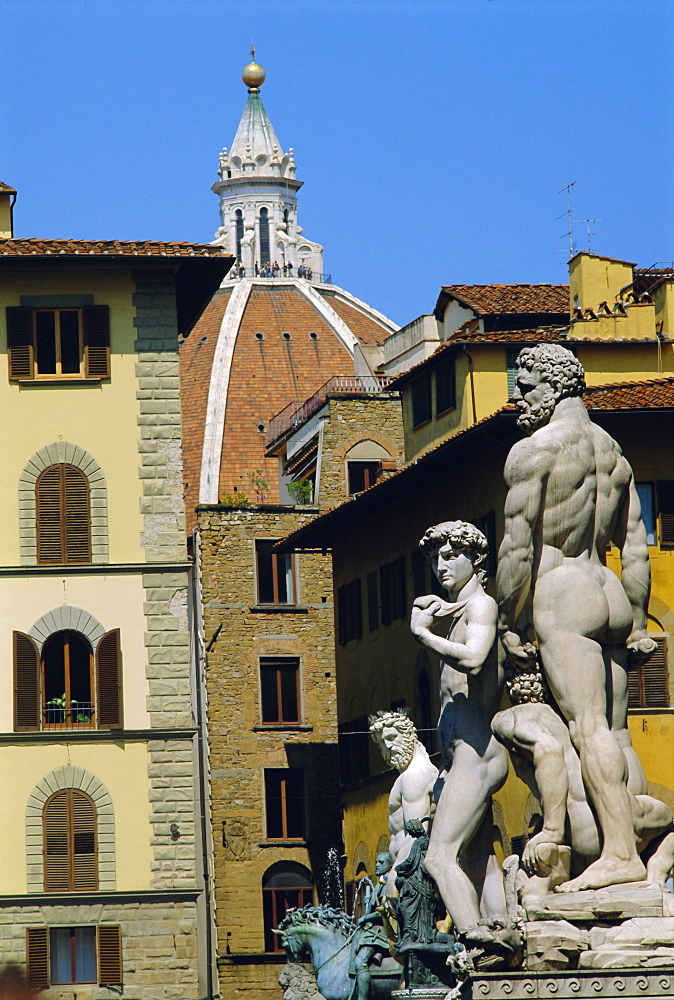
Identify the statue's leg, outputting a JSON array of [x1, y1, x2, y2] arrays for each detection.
[[354, 947, 375, 1000], [425, 741, 502, 932], [534, 572, 645, 891]]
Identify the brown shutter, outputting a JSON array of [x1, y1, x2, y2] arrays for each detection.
[[14, 631, 40, 731], [96, 629, 122, 728], [6, 306, 34, 380], [43, 791, 71, 891], [71, 790, 98, 890], [643, 638, 669, 708], [26, 927, 49, 990], [36, 466, 65, 564], [97, 925, 122, 986], [63, 465, 91, 563], [83, 305, 110, 379], [658, 481, 674, 546]]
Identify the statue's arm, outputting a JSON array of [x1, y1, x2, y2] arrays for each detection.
[[614, 475, 655, 658], [497, 440, 548, 662], [411, 595, 497, 674]]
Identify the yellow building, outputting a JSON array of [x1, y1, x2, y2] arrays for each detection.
[[277, 249, 674, 888], [0, 186, 231, 998]]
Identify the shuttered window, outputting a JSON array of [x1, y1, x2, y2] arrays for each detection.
[[627, 637, 670, 709], [43, 789, 98, 892], [36, 464, 91, 565], [13, 629, 122, 731], [6, 305, 110, 381], [27, 925, 122, 988], [658, 481, 674, 547], [337, 578, 362, 644], [380, 557, 407, 626]]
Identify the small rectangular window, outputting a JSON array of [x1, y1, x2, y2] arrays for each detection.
[[411, 375, 432, 427], [34, 309, 83, 378], [51, 926, 96, 984], [337, 579, 362, 644], [628, 637, 669, 709], [255, 540, 296, 605], [367, 572, 379, 632], [435, 355, 456, 415], [264, 768, 305, 840], [636, 482, 656, 545], [260, 657, 300, 724], [380, 557, 406, 626], [347, 461, 381, 496]]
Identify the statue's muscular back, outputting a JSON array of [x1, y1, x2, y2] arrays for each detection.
[[508, 400, 633, 642]]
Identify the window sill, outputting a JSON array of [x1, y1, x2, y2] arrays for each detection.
[[253, 724, 313, 733], [220, 953, 288, 966], [435, 405, 457, 418], [15, 378, 105, 386], [258, 840, 307, 848], [249, 605, 309, 614], [412, 418, 432, 430]]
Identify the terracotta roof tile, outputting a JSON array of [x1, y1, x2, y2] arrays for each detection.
[[0, 238, 228, 257], [437, 283, 569, 317], [584, 376, 674, 410], [0, 182, 16, 193]]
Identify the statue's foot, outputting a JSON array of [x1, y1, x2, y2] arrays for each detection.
[[556, 856, 646, 892]]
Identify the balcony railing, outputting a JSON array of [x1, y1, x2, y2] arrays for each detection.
[[266, 375, 394, 447], [226, 266, 332, 284], [43, 701, 95, 729]]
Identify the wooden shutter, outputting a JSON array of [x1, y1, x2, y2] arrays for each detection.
[[71, 791, 98, 890], [36, 465, 91, 566], [44, 789, 98, 892], [36, 466, 64, 564], [337, 585, 347, 645], [26, 927, 49, 990], [14, 631, 40, 731], [6, 306, 34, 380], [83, 305, 110, 379], [44, 791, 71, 891], [97, 925, 122, 986], [658, 481, 674, 546], [63, 466, 91, 563], [96, 629, 122, 728], [628, 637, 669, 709]]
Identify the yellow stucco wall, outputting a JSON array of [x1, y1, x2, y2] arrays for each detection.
[[0, 271, 145, 565], [0, 574, 151, 730], [569, 253, 634, 310], [0, 741, 154, 893]]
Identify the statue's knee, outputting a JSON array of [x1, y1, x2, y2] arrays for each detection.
[[492, 709, 514, 744]]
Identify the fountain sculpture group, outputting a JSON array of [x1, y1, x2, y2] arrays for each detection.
[[277, 345, 674, 999]]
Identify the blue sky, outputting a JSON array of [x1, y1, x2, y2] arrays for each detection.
[[0, 0, 672, 326]]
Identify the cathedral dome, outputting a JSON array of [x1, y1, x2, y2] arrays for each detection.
[[180, 60, 398, 525]]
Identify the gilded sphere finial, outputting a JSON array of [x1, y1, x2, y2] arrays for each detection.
[[242, 43, 265, 92]]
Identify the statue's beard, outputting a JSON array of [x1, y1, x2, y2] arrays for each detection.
[[386, 738, 416, 772], [516, 385, 558, 433]]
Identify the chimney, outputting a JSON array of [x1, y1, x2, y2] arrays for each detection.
[[0, 183, 17, 239]]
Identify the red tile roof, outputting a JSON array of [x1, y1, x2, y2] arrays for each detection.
[[0, 238, 228, 257], [436, 283, 569, 318], [318, 290, 391, 346], [0, 182, 16, 193], [584, 377, 674, 410]]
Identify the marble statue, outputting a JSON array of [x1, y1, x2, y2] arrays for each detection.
[[369, 710, 438, 897], [411, 521, 510, 941], [496, 343, 662, 892], [350, 853, 396, 1000]]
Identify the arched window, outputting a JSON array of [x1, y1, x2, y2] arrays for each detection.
[[259, 208, 270, 264], [36, 463, 91, 564], [43, 789, 98, 891], [235, 209, 244, 262], [262, 861, 313, 952], [13, 628, 122, 731], [283, 208, 290, 230]]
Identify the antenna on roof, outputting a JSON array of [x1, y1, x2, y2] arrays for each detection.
[[556, 182, 577, 256], [572, 218, 617, 254]]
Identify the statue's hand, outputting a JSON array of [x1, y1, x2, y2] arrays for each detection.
[[500, 630, 537, 670], [627, 631, 658, 666], [411, 596, 449, 634]]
